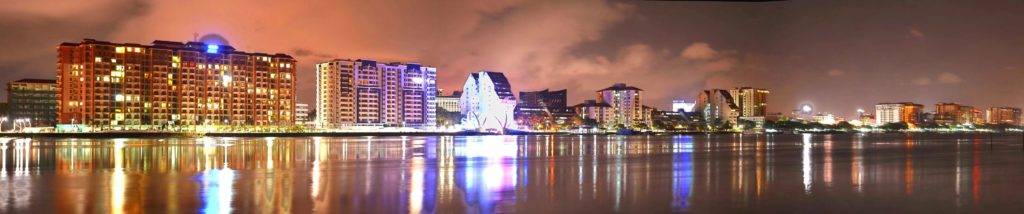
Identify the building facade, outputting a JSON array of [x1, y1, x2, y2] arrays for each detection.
[[295, 103, 311, 125], [315, 59, 437, 129], [985, 107, 1021, 125], [597, 83, 645, 127], [437, 93, 461, 113], [728, 87, 769, 117], [672, 99, 696, 113], [518, 89, 567, 110], [460, 71, 516, 132], [573, 100, 612, 127], [7, 79, 58, 126], [874, 102, 923, 126], [57, 39, 296, 130], [696, 89, 739, 126]]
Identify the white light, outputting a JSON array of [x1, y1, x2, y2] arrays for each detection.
[[222, 75, 232, 87], [801, 105, 813, 113], [411, 77, 424, 84]]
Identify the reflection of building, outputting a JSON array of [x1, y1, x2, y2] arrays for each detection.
[[597, 83, 646, 127], [7, 79, 57, 126], [874, 102, 923, 126], [460, 71, 516, 132], [728, 87, 769, 117], [696, 89, 739, 125], [985, 107, 1021, 125], [315, 59, 437, 129], [57, 39, 296, 129]]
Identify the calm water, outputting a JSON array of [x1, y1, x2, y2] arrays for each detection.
[[0, 134, 1023, 213]]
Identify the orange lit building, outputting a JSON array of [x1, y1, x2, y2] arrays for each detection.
[[985, 107, 1022, 125], [56, 39, 296, 130]]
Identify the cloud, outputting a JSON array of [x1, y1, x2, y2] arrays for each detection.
[[908, 27, 925, 39], [914, 72, 963, 86], [912, 77, 932, 86], [936, 72, 962, 84], [827, 69, 845, 76], [0, 0, 743, 108], [680, 42, 718, 60]]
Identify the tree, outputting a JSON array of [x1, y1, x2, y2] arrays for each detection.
[[737, 119, 756, 130], [832, 121, 854, 131], [880, 122, 909, 132]]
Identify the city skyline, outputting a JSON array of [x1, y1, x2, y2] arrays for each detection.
[[3, 1, 1024, 120]]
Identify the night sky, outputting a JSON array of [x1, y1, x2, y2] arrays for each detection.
[[3, 0, 1023, 118]]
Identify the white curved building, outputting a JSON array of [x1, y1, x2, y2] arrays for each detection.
[[460, 71, 517, 133]]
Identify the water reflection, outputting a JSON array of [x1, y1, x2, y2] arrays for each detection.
[[0, 134, 1021, 213]]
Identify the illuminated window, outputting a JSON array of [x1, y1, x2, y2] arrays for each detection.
[[95, 57, 102, 62], [116, 47, 125, 53]]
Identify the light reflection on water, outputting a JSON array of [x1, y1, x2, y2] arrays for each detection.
[[0, 134, 1021, 213]]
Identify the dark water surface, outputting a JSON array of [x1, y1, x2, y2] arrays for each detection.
[[1, 133, 1023, 213]]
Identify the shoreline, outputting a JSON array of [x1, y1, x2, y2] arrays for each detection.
[[0, 131, 1018, 139]]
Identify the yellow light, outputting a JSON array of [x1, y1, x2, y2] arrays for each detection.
[[172, 56, 180, 63], [116, 47, 125, 53], [95, 57, 102, 62]]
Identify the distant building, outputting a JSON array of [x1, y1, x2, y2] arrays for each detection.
[[934, 103, 961, 125], [315, 59, 437, 129], [516, 89, 569, 130], [696, 89, 739, 126], [437, 92, 461, 112], [460, 71, 517, 132], [57, 39, 296, 129], [573, 100, 612, 127], [295, 103, 311, 125], [672, 99, 696, 113], [597, 83, 646, 127], [985, 107, 1021, 125], [7, 79, 57, 126], [518, 89, 567, 110], [728, 87, 769, 117], [875, 102, 923, 126], [812, 113, 840, 125]]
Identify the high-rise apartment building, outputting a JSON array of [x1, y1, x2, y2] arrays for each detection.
[[728, 87, 769, 117], [57, 39, 296, 130], [874, 102, 923, 126], [315, 59, 437, 129], [935, 103, 962, 125], [7, 79, 58, 126], [985, 107, 1021, 125], [597, 83, 646, 127]]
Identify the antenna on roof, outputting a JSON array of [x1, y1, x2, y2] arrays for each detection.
[[193, 33, 198, 42]]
